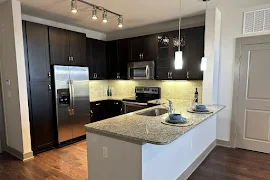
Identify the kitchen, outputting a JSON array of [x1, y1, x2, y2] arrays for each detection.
[[1, 0, 270, 180]]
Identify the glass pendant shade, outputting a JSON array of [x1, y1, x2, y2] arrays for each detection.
[[201, 57, 207, 71], [71, 0, 77, 13], [175, 51, 183, 69]]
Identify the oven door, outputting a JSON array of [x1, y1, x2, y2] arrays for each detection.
[[128, 61, 155, 80], [123, 101, 148, 114]]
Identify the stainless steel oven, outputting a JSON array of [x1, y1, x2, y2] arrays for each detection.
[[127, 61, 155, 80]]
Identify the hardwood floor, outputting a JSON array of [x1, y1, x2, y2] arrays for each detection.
[[0, 141, 88, 180], [1, 143, 270, 180], [189, 146, 270, 180]]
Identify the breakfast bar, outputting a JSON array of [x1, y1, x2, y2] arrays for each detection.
[[85, 100, 225, 180]]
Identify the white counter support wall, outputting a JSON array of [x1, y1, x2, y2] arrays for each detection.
[[0, 0, 32, 160], [87, 116, 217, 180]]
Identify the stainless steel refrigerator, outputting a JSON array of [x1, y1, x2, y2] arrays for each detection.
[[53, 65, 90, 145]]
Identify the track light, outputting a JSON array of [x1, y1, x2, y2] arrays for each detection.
[[102, 10, 108, 23], [71, 0, 77, 14], [92, 6, 98, 20], [118, 16, 123, 28]]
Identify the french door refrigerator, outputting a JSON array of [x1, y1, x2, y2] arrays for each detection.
[[53, 65, 90, 145]]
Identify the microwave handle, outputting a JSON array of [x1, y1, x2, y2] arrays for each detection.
[[146, 65, 150, 79]]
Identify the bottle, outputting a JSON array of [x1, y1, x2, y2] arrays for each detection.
[[107, 86, 110, 96], [109, 88, 112, 96], [194, 88, 198, 103]]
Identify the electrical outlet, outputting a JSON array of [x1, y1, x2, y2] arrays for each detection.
[[103, 147, 108, 158]]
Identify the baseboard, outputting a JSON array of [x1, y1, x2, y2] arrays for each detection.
[[216, 139, 231, 148], [177, 140, 216, 180], [6, 146, 33, 161]]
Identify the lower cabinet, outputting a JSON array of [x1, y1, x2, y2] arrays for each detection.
[[90, 100, 123, 122], [29, 81, 55, 153]]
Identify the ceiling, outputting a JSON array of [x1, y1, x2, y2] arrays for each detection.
[[14, 0, 270, 33]]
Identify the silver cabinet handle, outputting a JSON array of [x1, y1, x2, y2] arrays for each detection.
[[142, 53, 144, 59], [187, 71, 190, 79], [68, 56, 71, 62], [139, 53, 142, 59], [90, 110, 93, 118], [114, 102, 119, 105], [96, 103, 101, 106], [170, 72, 173, 79], [48, 84, 51, 91], [120, 108, 123, 114], [168, 72, 170, 79], [48, 72, 51, 78], [117, 73, 120, 79], [70, 56, 74, 62]]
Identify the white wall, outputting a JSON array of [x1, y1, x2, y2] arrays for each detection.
[[22, 14, 106, 41], [216, 3, 270, 141], [0, 0, 32, 155]]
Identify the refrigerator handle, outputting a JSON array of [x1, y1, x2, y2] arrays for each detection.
[[71, 80, 75, 115], [68, 80, 73, 115]]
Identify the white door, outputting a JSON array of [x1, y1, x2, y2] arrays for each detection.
[[235, 37, 270, 153]]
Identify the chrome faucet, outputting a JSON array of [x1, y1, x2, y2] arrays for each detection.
[[156, 99, 173, 114]]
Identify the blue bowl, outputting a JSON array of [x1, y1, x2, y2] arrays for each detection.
[[169, 113, 182, 120], [196, 105, 206, 110]]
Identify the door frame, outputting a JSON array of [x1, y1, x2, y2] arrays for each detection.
[[230, 34, 270, 148]]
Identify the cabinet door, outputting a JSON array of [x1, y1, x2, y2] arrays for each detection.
[[106, 41, 118, 79], [130, 37, 143, 62], [171, 30, 188, 80], [186, 27, 204, 80], [86, 38, 94, 79], [118, 39, 129, 79], [156, 60, 172, 80], [49, 27, 69, 65], [156, 33, 171, 61], [30, 81, 54, 153], [142, 35, 156, 61], [105, 101, 123, 118], [25, 22, 50, 82], [68, 31, 87, 66], [90, 101, 105, 122], [92, 39, 107, 79]]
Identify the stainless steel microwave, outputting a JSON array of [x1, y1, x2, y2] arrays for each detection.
[[127, 61, 155, 80]]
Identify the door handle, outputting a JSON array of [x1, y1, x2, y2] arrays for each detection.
[[68, 80, 73, 115], [187, 71, 190, 79], [90, 110, 93, 118], [48, 84, 51, 91], [71, 80, 75, 115], [48, 72, 51, 78], [96, 103, 101, 106]]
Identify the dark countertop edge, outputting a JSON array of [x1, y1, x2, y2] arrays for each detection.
[[85, 105, 226, 145]]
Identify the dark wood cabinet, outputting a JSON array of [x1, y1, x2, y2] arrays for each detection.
[[23, 21, 55, 154], [155, 27, 204, 80], [105, 100, 123, 118], [90, 101, 105, 123], [29, 82, 54, 153], [49, 27, 87, 66], [130, 35, 155, 62], [107, 39, 129, 79], [87, 38, 107, 80], [186, 26, 204, 80]]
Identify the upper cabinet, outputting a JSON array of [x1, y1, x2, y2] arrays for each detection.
[[49, 27, 87, 66], [107, 39, 129, 79], [130, 35, 155, 62], [87, 38, 107, 80], [24, 21, 51, 82], [155, 27, 204, 80]]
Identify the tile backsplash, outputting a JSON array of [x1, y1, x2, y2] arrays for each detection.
[[89, 80, 203, 103]]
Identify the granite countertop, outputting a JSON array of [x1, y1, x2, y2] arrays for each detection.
[[85, 100, 225, 145]]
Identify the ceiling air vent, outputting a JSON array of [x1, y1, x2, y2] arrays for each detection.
[[243, 8, 270, 34]]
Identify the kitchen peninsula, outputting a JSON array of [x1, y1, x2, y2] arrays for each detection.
[[85, 101, 225, 180]]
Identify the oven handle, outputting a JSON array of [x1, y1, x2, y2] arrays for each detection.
[[123, 101, 148, 106]]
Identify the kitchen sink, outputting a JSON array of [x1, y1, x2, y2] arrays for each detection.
[[137, 108, 168, 117]]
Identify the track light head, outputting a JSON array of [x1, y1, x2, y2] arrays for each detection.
[[102, 10, 108, 23], [71, 0, 77, 13], [92, 6, 98, 20], [118, 16, 123, 28]]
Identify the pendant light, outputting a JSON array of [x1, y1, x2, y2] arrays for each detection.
[[201, 0, 209, 71], [102, 10, 108, 23], [71, 0, 77, 13], [175, 0, 183, 70], [118, 16, 123, 28]]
